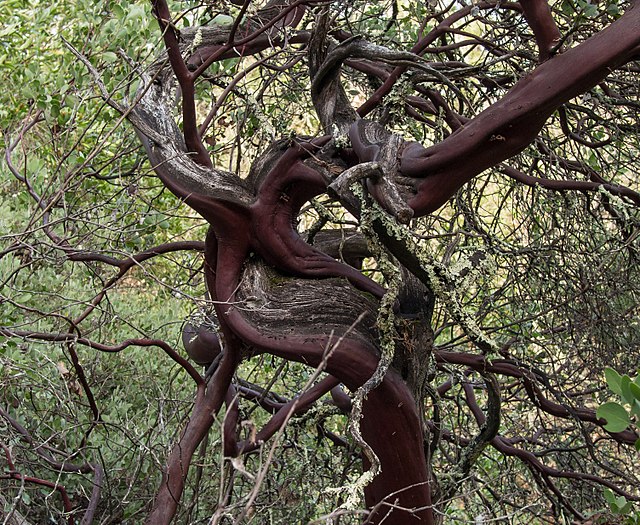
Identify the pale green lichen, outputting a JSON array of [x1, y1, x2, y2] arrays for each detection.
[[598, 184, 634, 221], [333, 123, 351, 149], [333, 185, 403, 510], [192, 28, 203, 48], [333, 167, 501, 510], [247, 95, 277, 139], [353, 185, 500, 353]]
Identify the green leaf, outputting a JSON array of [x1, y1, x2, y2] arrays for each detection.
[[560, 0, 576, 15], [634, 438, 640, 452], [0, 25, 17, 37], [630, 382, 640, 402], [621, 375, 634, 405], [126, 5, 146, 23], [616, 495, 628, 509], [604, 488, 616, 506], [597, 402, 630, 432], [103, 51, 118, 63], [583, 3, 598, 17], [112, 4, 125, 19], [605, 367, 623, 396], [211, 14, 234, 26], [605, 368, 622, 393]]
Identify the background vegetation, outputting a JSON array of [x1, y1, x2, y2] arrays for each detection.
[[1, 0, 639, 523]]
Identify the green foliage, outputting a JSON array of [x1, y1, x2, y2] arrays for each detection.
[[599, 368, 640, 447], [0, 0, 156, 131], [604, 489, 634, 516], [598, 402, 632, 433], [595, 369, 640, 522], [602, 488, 640, 524], [2, 0, 640, 522]]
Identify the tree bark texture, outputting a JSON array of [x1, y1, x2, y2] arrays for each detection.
[[123, 1, 640, 523]]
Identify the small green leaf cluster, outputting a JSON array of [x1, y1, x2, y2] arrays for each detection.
[[603, 488, 637, 519], [561, 0, 621, 19], [597, 367, 640, 444]]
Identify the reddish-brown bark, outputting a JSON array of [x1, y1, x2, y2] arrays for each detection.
[[128, 1, 640, 523], [398, 4, 640, 215], [5, 3, 640, 519]]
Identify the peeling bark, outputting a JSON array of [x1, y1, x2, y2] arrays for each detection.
[[118, 1, 640, 523]]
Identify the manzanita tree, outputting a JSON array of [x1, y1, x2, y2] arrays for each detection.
[[2, 0, 640, 523]]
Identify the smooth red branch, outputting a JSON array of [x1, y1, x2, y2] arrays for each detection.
[[519, 0, 562, 61], [401, 3, 640, 215], [0, 330, 205, 386], [501, 164, 640, 206], [249, 141, 385, 298], [435, 351, 639, 444], [151, 0, 212, 168], [237, 376, 341, 454], [0, 445, 74, 525], [357, 2, 521, 116], [190, 0, 320, 79], [490, 435, 640, 502], [144, 346, 240, 525]]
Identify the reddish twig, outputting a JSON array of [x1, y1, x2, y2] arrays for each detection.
[[357, 2, 521, 116], [519, 0, 562, 61], [238, 375, 341, 454], [501, 164, 640, 206], [0, 330, 204, 386], [152, 0, 212, 167], [1, 444, 74, 525]]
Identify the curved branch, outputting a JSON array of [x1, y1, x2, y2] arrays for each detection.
[[308, 9, 359, 134], [0, 407, 95, 474], [190, 0, 320, 79], [347, 120, 415, 223], [491, 434, 640, 502], [0, 330, 205, 386], [310, 32, 421, 133], [557, 106, 614, 148], [79, 463, 104, 525], [144, 347, 239, 525], [501, 164, 640, 206], [0, 444, 74, 525], [151, 0, 212, 167], [442, 374, 501, 502], [128, 79, 252, 209], [238, 375, 341, 454], [357, 2, 522, 116], [214, 259, 433, 524], [402, 4, 640, 214], [435, 350, 639, 444], [519, 0, 562, 61], [250, 140, 385, 298]]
